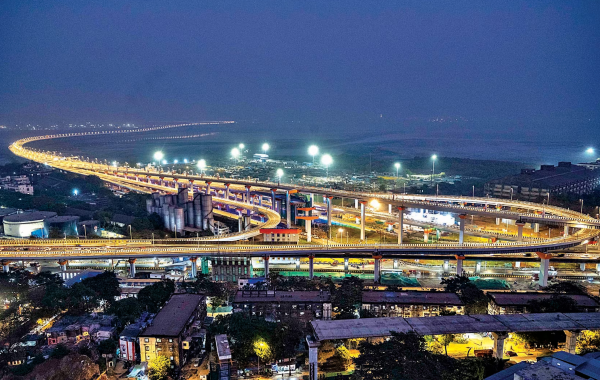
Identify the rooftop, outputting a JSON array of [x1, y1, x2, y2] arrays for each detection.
[[141, 294, 204, 337], [215, 334, 232, 361], [3, 211, 57, 223], [362, 291, 463, 305], [488, 292, 600, 308], [234, 290, 331, 303], [487, 162, 600, 189]]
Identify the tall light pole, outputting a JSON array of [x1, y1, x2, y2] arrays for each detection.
[[431, 154, 437, 182], [580, 199, 584, 213], [586, 147, 595, 155], [276, 168, 283, 185], [154, 151, 164, 162], [128, 225, 132, 240], [197, 159, 206, 175], [309, 145, 319, 165], [262, 143, 270, 155], [394, 162, 400, 178], [321, 154, 333, 178], [472, 185, 475, 198], [231, 147, 240, 162]]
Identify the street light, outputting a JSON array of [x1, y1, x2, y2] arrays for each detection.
[[338, 228, 344, 244], [431, 154, 437, 182], [153, 151, 164, 161], [580, 199, 584, 213], [321, 154, 333, 178], [231, 147, 240, 162], [197, 159, 206, 174], [276, 168, 283, 184], [308, 145, 319, 164], [262, 143, 270, 155], [586, 148, 595, 154], [370, 199, 380, 209], [239, 143, 245, 150], [128, 225, 132, 240], [73, 189, 79, 196], [394, 162, 401, 178]]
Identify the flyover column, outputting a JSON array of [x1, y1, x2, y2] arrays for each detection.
[[458, 214, 467, 244], [286, 191, 292, 228], [373, 254, 382, 283], [190, 257, 198, 278], [128, 259, 136, 278], [564, 331, 580, 354], [393, 259, 399, 269], [355, 199, 358, 208], [455, 255, 465, 276], [2, 260, 10, 273], [564, 225, 569, 237], [344, 258, 349, 274], [397, 206, 405, 244], [295, 258, 301, 271], [224, 183, 231, 200], [188, 180, 194, 198], [246, 186, 252, 204], [173, 178, 179, 190], [491, 332, 508, 360], [475, 261, 482, 274], [307, 336, 320, 380], [443, 260, 449, 273], [536, 252, 551, 287], [271, 188, 277, 211], [58, 260, 68, 272], [263, 256, 270, 278], [326, 196, 333, 239], [388, 204, 392, 214], [205, 181, 212, 195], [516, 221, 525, 242], [360, 201, 367, 241], [308, 255, 315, 279]]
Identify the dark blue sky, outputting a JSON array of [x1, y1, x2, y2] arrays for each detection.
[[1, 1, 599, 130]]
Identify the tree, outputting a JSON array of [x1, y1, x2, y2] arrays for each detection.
[[108, 297, 142, 325], [148, 355, 172, 380], [441, 276, 488, 315], [545, 281, 588, 295], [332, 276, 364, 319], [81, 271, 121, 308], [137, 280, 175, 313], [439, 334, 456, 356], [577, 330, 600, 354], [50, 344, 70, 359], [254, 337, 273, 366], [527, 295, 579, 313]]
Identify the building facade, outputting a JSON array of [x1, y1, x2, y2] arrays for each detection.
[[232, 290, 332, 324], [487, 292, 600, 315], [139, 294, 206, 369], [211, 256, 252, 282], [361, 291, 464, 318]]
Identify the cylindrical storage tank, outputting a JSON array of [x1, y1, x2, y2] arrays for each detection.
[[146, 199, 154, 214], [158, 195, 165, 207], [177, 188, 188, 206], [162, 207, 170, 230], [174, 207, 185, 234], [193, 193, 203, 229], [168, 205, 176, 233], [201, 194, 214, 231], [186, 202, 194, 228]]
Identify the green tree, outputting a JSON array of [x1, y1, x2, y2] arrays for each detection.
[[148, 355, 172, 380], [439, 334, 456, 356], [108, 297, 142, 325], [332, 276, 364, 319], [81, 271, 121, 307], [441, 276, 488, 314], [577, 330, 600, 354], [527, 295, 579, 313], [50, 344, 70, 359], [545, 281, 588, 295], [137, 280, 175, 313]]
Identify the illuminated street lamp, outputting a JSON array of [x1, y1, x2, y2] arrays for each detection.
[[262, 143, 270, 155], [586, 148, 595, 154], [276, 168, 283, 184], [197, 159, 206, 174], [161, 159, 167, 165], [239, 143, 245, 150], [231, 147, 240, 162], [370, 199, 380, 209], [308, 145, 319, 164], [73, 189, 79, 196], [431, 154, 437, 182], [394, 162, 401, 178], [153, 151, 164, 161], [173, 159, 179, 164], [321, 154, 333, 178]]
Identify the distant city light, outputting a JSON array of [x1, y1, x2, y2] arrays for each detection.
[[231, 147, 240, 159], [73, 189, 79, 196], [308, 145, 319, 157], [153, 151, 164, 161], [586, 148, 595, 154], [183, 159, 188, 164], [370, 199, 380, 209], [161, 159, 167, 165], [197, 159, 206, 171], [276, 168, 283, 182], [173, 159, 178, 164], [112, 161, 117, 166], [239, 143, 245, 150], [321, 154, 332, 166], [262, 143, 270, 154]]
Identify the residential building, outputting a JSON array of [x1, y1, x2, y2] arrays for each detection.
[[259, 228, 301, 243], [485, 162, 600, 200], [232, 290, 332, 324], [361, 291, 464, 317], [487, 292, 600, 315], [212, 334, 235, 380], [119, 313, 154, 363], [45, 314, 117, 345], [211, 256, 252, 282], [139, 294, 206, 369]]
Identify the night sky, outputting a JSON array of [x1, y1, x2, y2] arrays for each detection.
[[1, 1, 599, 133]]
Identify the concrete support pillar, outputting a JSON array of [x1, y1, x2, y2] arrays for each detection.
[[459, 214, 467, 244], [201, 257, 209, 275], [475, 261, 481, 274], [307, 336, 320, 380], [492, 332, 508, 360], [596, 263, 600, 274], [306, 218, 312, 243], [455, 255, 465, 276], [564, 331, 580, 354], [580, 263, 586, 271], [174, 179, 179, 190], [128, 259, 136, 278], [263, 256, 270, 278], [238, 217, 243, 232], [373, 255, 382, 283], [308, 255, 315, 279], [534, 223, 540, 233], [326, 196, 333, 239], [295, 258, 300, 271], [496, 218, 500, 225], [564, 225, 569, 236], [286, 191, 291, 228], [188, 180, 194, 198], [258, 195, 263, 206], [537, 252, 551, 287], [246, 186, 252, 204], [443, 260, 449, 273], [2, 260, 10, 273], [205, 181, 211, 195], [516, 222, 525, 242], [360, 201, 367, 241], [344, 258, 349, 274], [515, 261, 521, 268], [190, 257, 198, 278], [393, 259, 399, 269], [271, 189, 277, 211], [58, 260, 68, 272], [388, 204, 392, 214], [397, 206, 405, 245], [224, 183, 230, 200], [355, 199, 358, 208]]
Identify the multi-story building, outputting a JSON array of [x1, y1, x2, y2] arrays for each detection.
[[45, 314, 117, 345], [484, 162, 600, 200], [119, 313, 153, 363], [487, 292, 600, 315], [259, 228, 301, 243], [232, 290, 332, 324], [361, 291, 464, 318], [211, 256, 253, 282], [139, 294, 206, 369]]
